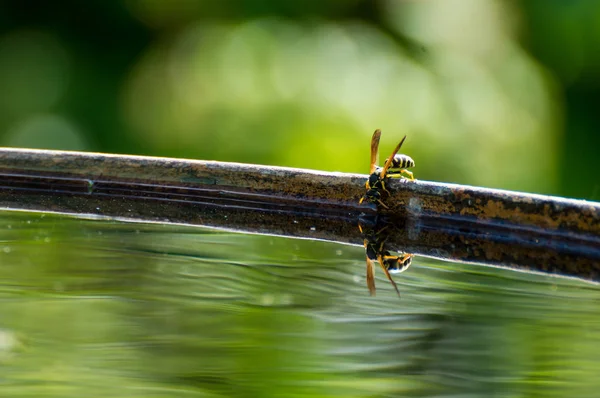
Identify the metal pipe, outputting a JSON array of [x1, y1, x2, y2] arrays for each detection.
[[0, 148, 598, 282]]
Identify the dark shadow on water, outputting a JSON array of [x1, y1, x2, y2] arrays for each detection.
[[0, 211, 599, 397]]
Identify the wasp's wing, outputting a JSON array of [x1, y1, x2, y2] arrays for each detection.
[[380, 135, 406, 179], [366, 256, 376, 296], [370, 129, 382, 174], [377, 254, 401, 297]]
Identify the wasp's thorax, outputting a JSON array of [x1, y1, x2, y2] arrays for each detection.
[[366, 168, 383, 189]]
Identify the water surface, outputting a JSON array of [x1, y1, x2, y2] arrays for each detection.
[[0, 211, 598, 397]]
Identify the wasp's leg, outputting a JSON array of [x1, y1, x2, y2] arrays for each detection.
[[379, 179, 391, 196], [359, 195, 388, 209], [386, 170, 414, 180], [385, 171, 402, 178], [376, 224, 390, 236], [376, 199, 389, 209], [400, 169, 414, 180]]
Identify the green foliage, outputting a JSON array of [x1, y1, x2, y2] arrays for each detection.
[[0, 1, 598, 199]]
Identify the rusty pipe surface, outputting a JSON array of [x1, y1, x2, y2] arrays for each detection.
[[0, 148, 599, 282]]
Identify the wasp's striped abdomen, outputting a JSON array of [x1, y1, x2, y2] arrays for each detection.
[[384, 251, 412, 274], [386, 154, 415, 169]]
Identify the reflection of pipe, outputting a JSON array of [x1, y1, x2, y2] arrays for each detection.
[[1, 148, 599, 282]]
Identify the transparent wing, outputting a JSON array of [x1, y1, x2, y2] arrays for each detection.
[[369, 129, 382, 174], [377, 254, 401, 297], [366, 256, 376, 296], [380, 135, 406, 179]]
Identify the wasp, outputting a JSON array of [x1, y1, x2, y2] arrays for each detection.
[[364, 236, 400, 296], [358, 220, 413, 297], [359, 129, 415, 209]]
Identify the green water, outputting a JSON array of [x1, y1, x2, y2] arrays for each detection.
[[0, 211, 598, 397]]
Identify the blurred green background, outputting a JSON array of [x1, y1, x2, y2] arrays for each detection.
[[1, 0, 599, 199]]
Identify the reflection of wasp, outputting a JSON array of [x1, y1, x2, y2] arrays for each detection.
[[359, 129, 415, 209], [359, 221, 413, 296]]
